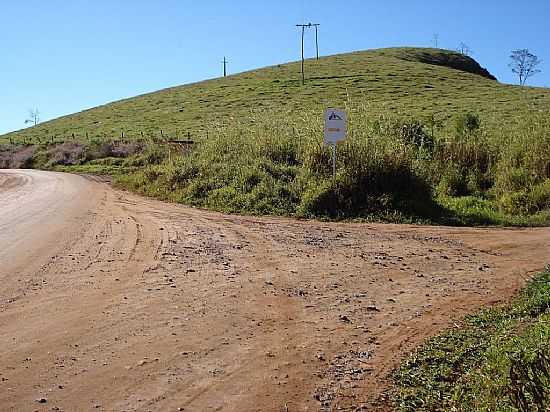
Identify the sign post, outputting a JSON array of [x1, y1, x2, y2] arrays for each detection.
[[323, 108, 347, 181]]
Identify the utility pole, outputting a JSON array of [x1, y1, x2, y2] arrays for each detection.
[[433, 33, 439, 48], [222, 56, 228, 77], [296, 23, 312, 85], [312, 23, 320, 60]]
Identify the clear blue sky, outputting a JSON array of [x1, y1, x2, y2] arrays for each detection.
[[1, 0, 549, 135]]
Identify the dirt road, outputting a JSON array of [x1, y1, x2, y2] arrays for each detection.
[[1, 169, 549, 412]]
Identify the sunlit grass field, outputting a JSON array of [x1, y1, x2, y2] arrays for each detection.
[[3, 47, 550, 144]]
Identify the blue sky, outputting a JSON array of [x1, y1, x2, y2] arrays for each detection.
[[1, 0, 549, 135]]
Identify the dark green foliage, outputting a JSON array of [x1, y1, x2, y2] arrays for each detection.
[[434, 138, 495, 197], [383, 48, 497, 80], [397, 120, 434, 151], [455, 112, 481, 137], [298, 143, 436, 219]]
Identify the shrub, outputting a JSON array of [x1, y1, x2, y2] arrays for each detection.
[[455, 112, 481, 137], [47, 142, 86, 166], [436, 165, 468, 197], [124, 145, 167, 166], [0, 145, 36, 168], [397, 120, 434, 151], [298, 141, 435, 219], [111, 142, 143, 158]]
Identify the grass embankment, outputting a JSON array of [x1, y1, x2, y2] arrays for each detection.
[[2, 47, 550, 224], [393, 269, 550, 411], [114, 106, 550, 225]]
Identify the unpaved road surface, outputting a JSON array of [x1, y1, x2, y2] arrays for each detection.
[[1, 169, 549, 412]]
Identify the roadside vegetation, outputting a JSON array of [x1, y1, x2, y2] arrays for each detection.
[[393, 269, 550, 412], [1, 47, 550, 225]]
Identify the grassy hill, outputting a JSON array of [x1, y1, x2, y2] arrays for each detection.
[[3, 47, 550, 143], [2, 47, 550, 225]]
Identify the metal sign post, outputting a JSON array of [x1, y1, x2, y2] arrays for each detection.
[[324, 108, 347, 181], [332, 143, 336, 181]]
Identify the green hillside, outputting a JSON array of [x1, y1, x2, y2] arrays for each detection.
[[3, 47, 550, 143], [2, 47, 550, 225]]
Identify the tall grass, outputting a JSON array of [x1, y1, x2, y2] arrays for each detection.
[[114, 102, 550, 223], [2, 98, 548, 224]]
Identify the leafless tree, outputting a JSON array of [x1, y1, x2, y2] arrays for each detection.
[[25, 108, 40, 126], [457, 42, 472, 56], [509, 49, 542, 86]]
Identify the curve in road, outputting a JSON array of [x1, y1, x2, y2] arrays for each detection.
[[1, 169, 549, 412]]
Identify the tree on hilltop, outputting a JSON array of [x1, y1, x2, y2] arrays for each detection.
[[25, 108, 40, 126], [457, 42, 472, 56], [509, 49, 542, 86]]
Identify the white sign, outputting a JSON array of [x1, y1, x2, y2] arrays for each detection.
[[324, 108, 347, 144]]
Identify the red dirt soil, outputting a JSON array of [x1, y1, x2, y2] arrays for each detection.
[[1, 169, 549, 412]]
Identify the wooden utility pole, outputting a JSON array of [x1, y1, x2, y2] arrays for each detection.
[[296, 23, 312, 84], [312, 23, 320, 60], [222, 56, 228, 77]]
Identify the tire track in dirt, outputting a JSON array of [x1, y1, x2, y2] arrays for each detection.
[[1, 169, 549, 412]]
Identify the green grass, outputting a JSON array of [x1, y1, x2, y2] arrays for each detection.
[[438, 196, 550, 226], [2, 47, 549, 144], [393, 269, 550, 412], [2, 47, 550, 224]]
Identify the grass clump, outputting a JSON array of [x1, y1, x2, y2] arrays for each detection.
[[393, 270, 550, 412]]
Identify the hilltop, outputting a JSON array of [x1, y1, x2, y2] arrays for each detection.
[[2, 47, 549, 143], [2, 47, 550, 226]]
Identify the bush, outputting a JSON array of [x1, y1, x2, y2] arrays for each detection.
[[455, 112, 481, 137], [398, 120, 434, 151], [298, 141, 435, 219], [47, 142, 86, 166], [124, 145, 167, 167], [498, 180, 550, 215], [0, 145, 36, 168]]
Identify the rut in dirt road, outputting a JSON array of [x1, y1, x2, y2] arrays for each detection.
[[1, 169, 549, 412]]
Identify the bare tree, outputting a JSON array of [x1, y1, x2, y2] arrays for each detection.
[[509, 49, 542, 86], [25, 108, 40, 126], [457, 42, 472, 56]]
